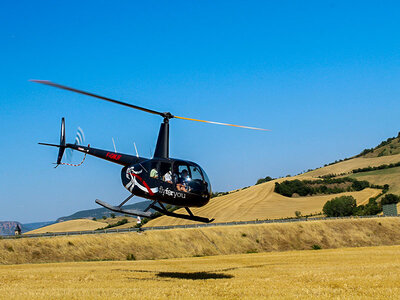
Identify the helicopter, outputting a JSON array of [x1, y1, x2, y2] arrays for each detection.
[[32, 80, 268, 223]]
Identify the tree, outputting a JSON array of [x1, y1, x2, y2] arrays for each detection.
[[102, 215, 107, 220], [323, 196, 357, 217], [110, 213, 116, 219], [256, 176, 273, 185], [381, 194, 400, 206]]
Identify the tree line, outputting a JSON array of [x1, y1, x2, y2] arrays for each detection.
[[273, 177, 384, 197]]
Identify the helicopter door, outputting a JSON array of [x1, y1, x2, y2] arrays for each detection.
[[187, 165, 206, 194]]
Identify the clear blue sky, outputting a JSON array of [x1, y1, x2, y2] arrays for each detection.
[[1, 1, 400, 222]]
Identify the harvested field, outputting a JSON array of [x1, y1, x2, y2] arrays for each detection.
[[1, 245, 400, 299]]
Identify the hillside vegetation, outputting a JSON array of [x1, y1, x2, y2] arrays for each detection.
[[2, 217, 400, 265], [359, 134, 400, 158]]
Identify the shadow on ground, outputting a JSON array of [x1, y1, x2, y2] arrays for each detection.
[[156, 271, 233, 280]]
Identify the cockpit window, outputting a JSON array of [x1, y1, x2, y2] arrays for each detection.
[[189, 165, 203, 181]]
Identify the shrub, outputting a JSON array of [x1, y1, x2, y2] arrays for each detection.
[[126, 253, 136, 260], [110, 213, 116, 219], [381, 194, 400, 206], [323, 196, 357, 217], [295, 211, 302, 218], [311, 244, 322, 250], [102, 216, 107, 220]]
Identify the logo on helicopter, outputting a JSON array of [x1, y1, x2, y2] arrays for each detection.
[[124, 166, 158, 195], [158, 186, 186, 199]]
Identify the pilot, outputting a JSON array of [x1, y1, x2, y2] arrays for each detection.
[[177, 169, 190, 192]]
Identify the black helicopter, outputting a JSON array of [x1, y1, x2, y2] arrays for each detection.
[[32, 80, 268, 223]]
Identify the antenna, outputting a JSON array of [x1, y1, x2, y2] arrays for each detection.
[[134, 142, 139, 158], [112, 137, 117, 153]]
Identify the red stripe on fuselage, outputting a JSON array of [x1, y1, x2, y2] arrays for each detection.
[[129, 173, 155, 196]]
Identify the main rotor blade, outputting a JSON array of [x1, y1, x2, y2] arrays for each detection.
[[29, 80, 164, 117], [174, 115, 270, 131]]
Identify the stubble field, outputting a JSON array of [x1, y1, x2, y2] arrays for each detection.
[[0, 245, 399, 299]]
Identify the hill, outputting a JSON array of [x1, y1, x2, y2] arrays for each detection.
[[145, 178, 380, 226], [0, 222, 23, 236], [146, 133, 400, 226], [25, 219, 107, 234], [57, 200, 152, 222]]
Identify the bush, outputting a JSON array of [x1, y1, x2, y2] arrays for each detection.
[[126, 253, 136, 260], [256, 176, 274, 185], [295, 211, 302, 218], [381, 194, 400, 206], [355, 198, 381, 216], [311, 244, 322, 250], [110, 213, 116, 219], [274, 177, 371, 197], [323, 196, 357, 217]]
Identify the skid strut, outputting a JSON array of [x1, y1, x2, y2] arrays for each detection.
[[95, 197, 214, 223]]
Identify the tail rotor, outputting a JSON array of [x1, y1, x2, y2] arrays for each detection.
[[56, 118, 66, 165]]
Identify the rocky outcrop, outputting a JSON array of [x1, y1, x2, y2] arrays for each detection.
[[0, 221, 23, 236]]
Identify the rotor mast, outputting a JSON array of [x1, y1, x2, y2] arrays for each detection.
[[153, 113, 173, 159]]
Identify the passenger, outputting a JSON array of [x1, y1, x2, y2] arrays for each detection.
[[163, 169, 173, 184], [150, 168, 158, 179]]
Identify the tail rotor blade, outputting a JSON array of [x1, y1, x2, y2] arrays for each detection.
[[56, 118, 66, 164]]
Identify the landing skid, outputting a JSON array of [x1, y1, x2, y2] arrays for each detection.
[[95, 199, 152, 218], [95, 196, 214, 223]]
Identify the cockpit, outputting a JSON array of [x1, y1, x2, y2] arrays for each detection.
[[147, 160, 211, 195]]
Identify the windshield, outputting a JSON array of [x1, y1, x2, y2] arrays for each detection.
[[172, 162, 211, 195]]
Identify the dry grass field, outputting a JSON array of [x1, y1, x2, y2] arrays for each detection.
[[25, 219, 107, 234], [299, 153, 400, 177], [2, 217, 400, 265], [0, 245, 399, 299]]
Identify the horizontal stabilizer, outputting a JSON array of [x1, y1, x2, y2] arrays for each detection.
[[38, 142, 62, 147]]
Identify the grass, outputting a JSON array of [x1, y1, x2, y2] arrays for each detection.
[[0, 245, 400, 299], [349, 166, 400, 195], [2, 217, 400, 265]]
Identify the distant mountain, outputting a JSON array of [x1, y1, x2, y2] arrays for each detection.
[[0, 221, 23, 236], [56, 200, 152, 222]]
